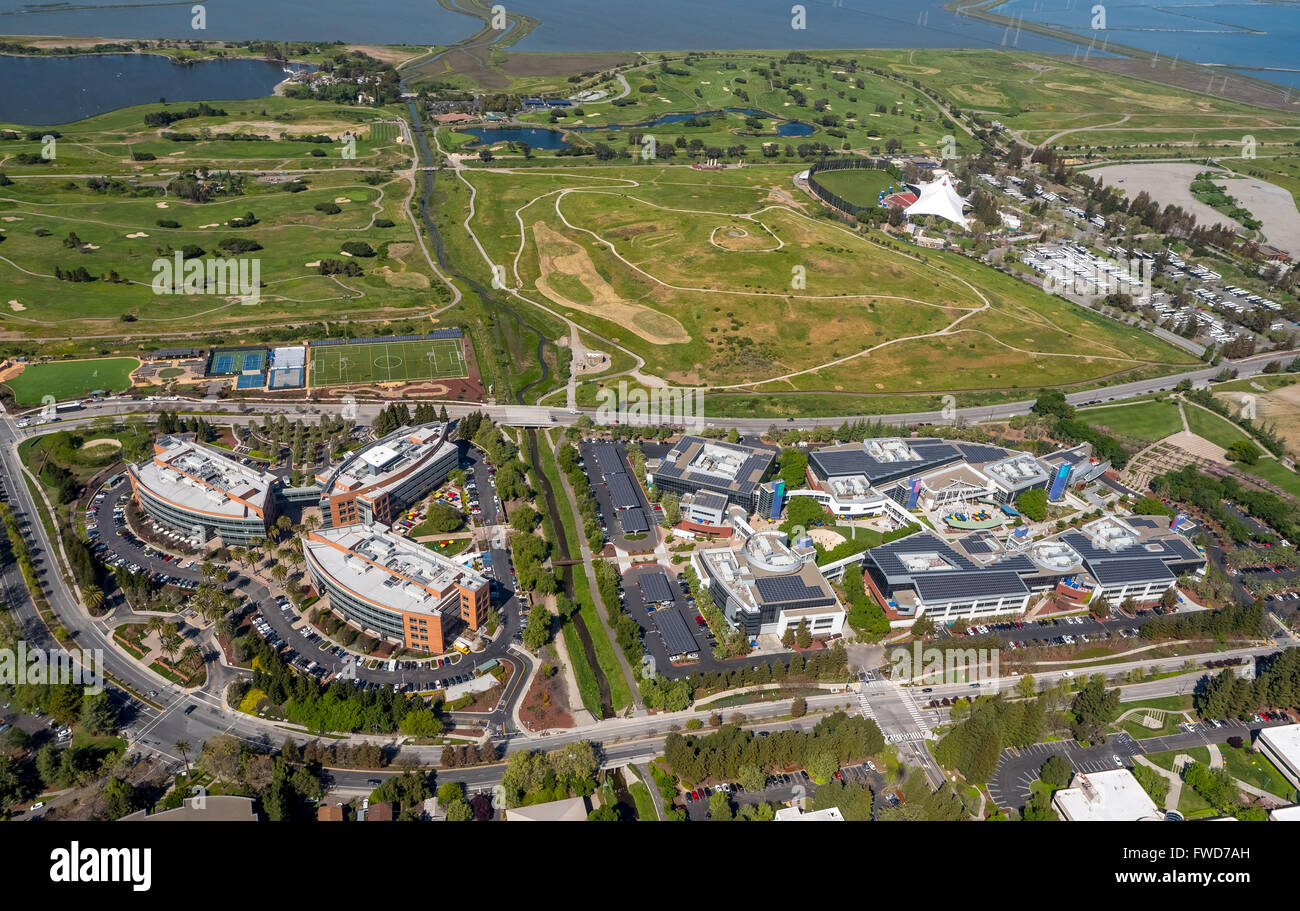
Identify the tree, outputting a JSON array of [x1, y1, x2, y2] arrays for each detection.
[[81, 584, 104, 612], [1069, 676, 1121, 744], [791, 695, 807, 718], [510, 505, 540, 534], [445, 798, 473, 821], [1015, 488, 1048, 522], [795, 619, 812, 649], [738, 764, 767, 793], [707, 789, 733, 820], [423, 501, 464, 533], [781, 627, 795, 649], [522, 604, 552, 651], [807, 749, 839, 785], [1040, 754, 1072, 789], [1015, 674, 1037, 700]]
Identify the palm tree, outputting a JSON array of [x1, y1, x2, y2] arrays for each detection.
[[81, 584, 104, 612], [271, 564, 289, 585], [180, 644, 201, 670], [146, 615, 168, 637], [162, 633, 183, 663], [175, 739, 191, 774], [230, 546, 247, 569], [303, 514, 321, 533]]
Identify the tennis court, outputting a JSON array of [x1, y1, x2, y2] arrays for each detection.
[[309, 338, 467, 387], [208, 348, 267, 376]]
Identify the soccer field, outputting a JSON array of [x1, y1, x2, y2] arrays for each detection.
[[308, 339, 467, 387]]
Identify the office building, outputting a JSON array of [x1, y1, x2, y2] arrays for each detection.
[[316, 422, 458, 527], [304, 523, 490, 653], [128, 436, 278, 545]]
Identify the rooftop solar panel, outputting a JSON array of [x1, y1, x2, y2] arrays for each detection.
[[913, 570, 1029, 603], [607, 473, 640, 509], [1089, 558, 1175, 585], [620, 508, 648, 533], [592, 443, 625, 476], [654, 609, 699, 658], [753, 575, 836, 607], [639, 571, 675, 603]]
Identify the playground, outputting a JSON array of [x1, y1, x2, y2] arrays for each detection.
[[942, 506, 1005, 531]]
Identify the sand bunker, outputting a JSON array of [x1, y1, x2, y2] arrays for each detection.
[[8, 299, 25, 311], [333, 196, 351, 204], [304, 261, 320, 267], [198, 223, 220, 229], [1, 216, 22, 222], [125, 232, 149, 238], [155, 202, 169, 208]]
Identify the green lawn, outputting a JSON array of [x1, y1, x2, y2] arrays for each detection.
[[1239, 459, 1300, 498], [1144, 746, 1210, 773], [309, 338, 467, 387], [808, 167, 901, 210], [629, 781, 658, 820], [1077, 399, 1183, 444], [3, 357, 138, 405], [1183, 403, 1251, 449], [1219, 744, 1298, 802]]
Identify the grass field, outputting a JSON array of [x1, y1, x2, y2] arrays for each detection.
[[456, 161, 1195, 404], [1183, 403, 1251, 450], [809, 168, 903, 210], [3, 357, 138, 405], [308, 339, 467, 387], [1078, 399, 1183, 444]]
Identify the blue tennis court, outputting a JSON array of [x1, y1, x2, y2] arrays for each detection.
[[208, 348, 267, 376]]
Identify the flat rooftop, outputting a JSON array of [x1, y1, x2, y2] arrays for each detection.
[[306, 523, 487, 619], [651, 435, 775, 499], [701, 532, 842, 618], [1259, 723, 1300, 765], [133, 437, 275, 519], [1053, 770, 1162, 822], [320, 423, 449, 497]]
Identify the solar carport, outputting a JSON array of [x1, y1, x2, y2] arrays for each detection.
[[654, 609, 698, 659], [639, 571, 675, 604]]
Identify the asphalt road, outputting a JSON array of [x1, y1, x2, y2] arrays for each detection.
[[17, 347, 1297, 439]]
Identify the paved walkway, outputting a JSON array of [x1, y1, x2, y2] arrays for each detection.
[[1133, 755, 1182, 812]]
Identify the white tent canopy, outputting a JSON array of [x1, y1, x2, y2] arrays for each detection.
[[904, 170, 969, 227]]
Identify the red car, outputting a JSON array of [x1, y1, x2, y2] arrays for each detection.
[[695, 615, 705, 626]]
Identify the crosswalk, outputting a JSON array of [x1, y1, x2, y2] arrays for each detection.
[[856, 691, 876, 721], [900, 690, 930, 733], [885, 731, 925, 744]]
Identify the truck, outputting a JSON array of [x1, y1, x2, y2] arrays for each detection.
[[55, 402, 83, 413]]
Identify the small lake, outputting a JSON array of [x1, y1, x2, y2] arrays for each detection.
[[0, 54, 301, 126], [458, 126, 571, 150]]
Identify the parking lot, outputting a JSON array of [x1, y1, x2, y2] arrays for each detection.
[[576, 439, 661, 551], [621, 563, 713, 666], [87, 479, 204, 596], [987, 717, 1283, 810], [681, 760, 888, 820]]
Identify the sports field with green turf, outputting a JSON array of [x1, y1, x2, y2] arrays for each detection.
[[308, 339, 467, 387], [3, 357, 138, 406]]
